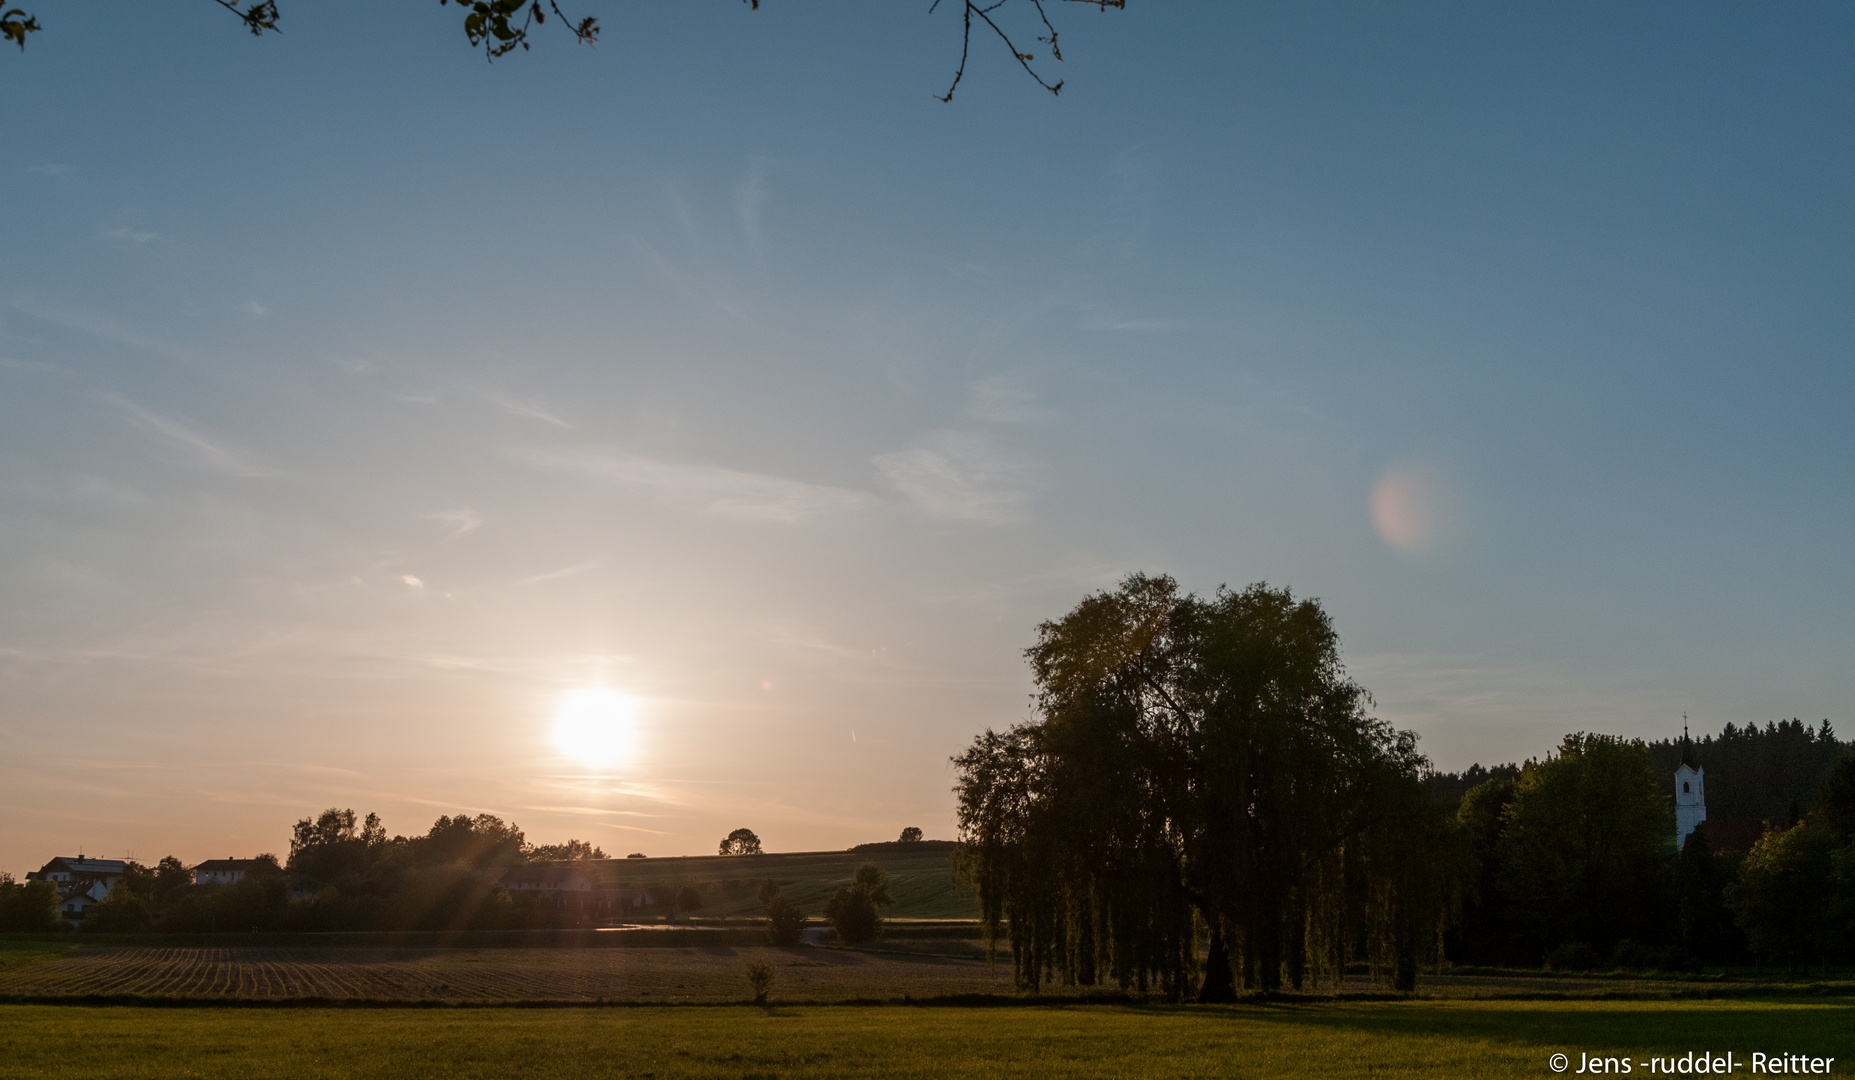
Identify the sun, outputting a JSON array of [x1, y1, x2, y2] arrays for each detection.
[[551, 688, 639, 769]]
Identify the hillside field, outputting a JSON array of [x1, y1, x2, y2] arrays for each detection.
[[601, 843, 971, 921], [2, 999, 1850, 1080]]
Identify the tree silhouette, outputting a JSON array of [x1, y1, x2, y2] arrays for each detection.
[[955, 574, 1447, 997], [719, 828, 763, 856]]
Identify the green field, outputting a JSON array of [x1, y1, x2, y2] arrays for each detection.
[[1, 1000, 1849, 1079], [607, 845, 971, 921]]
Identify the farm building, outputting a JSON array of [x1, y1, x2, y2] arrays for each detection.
[[26, 856, 127, 922], [500, 863, 626, 923], [193, 858, 266, 886]]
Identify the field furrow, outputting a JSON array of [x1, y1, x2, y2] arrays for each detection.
[[0, 943, 1015, 1002]]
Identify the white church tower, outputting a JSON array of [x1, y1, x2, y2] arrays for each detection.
[[1675, 720, 1706, 849]]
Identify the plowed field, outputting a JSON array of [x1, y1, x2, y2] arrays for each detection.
[[0, 944, 1010, 1002]]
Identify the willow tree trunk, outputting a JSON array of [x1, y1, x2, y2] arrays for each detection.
[[1198, 923, 1236, 1003]]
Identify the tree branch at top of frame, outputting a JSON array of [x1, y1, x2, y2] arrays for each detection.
[[6, 0, 1124, 103], [931, 0, 1125, 103]]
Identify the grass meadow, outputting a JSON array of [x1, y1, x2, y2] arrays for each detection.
[[2, 999, 1850, 1080]]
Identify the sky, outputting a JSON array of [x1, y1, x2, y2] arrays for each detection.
[[1, 2, 1851, 874]]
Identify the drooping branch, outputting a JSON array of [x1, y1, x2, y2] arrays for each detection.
[[212, 0, 280, 37], [440, 0, 599, 61], [932, 0, 1125, 103]]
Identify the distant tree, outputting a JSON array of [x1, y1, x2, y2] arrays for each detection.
[[898, 827, 924, 844], [289, 807, 372, 884], [824, 861, 893, 945], [1724, 821, 1838, 971], [152, 856, 192, 900], [852, 861, 893, 906], [743, 959, 775, 1005], [758, 879, 807, 945], [1498, 733, 1675, 960], [421, 813, 527, 868], [1817, 755, 1855, 844], [1447, 776, 1520, 965], [674, 883, 704, 915], [526, 839, 607, 862], [81, 882, 152, 934], [719, 828, 763, 856], [0, 872, 60, 932], [625, 852, 646, 859]]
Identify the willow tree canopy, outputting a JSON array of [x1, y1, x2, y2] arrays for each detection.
[[954, 574, 1452, 998]]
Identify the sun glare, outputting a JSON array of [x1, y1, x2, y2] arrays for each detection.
[[551, 688, 639, 769]]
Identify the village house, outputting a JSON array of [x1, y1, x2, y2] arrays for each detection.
[[192, 858, 266, 886], [25, 856, 127, 922], [499, 863, 628, 923]]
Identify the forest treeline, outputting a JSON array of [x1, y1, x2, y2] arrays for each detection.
[[1443, 720, 1853, 973], [0, 811, 620, 935], [951, 575, 1855, 1000]]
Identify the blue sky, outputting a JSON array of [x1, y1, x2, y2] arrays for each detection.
[[1, 2, 1850, 870]]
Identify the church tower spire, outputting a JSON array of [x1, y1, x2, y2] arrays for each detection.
[[1674, 714, 1706, 849]]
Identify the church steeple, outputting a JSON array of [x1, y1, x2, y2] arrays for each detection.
[[1674, 714, 1706, 849]]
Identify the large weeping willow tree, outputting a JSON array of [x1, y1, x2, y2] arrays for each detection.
[[953, 575, 1453, 998]]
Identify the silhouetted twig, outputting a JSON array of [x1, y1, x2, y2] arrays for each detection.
[[932, 0, 1124, 103]]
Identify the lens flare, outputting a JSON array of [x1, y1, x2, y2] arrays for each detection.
[[1371, 466, 1459, 555], [551, 688, 639, 769]]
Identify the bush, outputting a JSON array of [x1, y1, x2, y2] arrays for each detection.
[[824, 885, 881, 945], [758, 880, 807, 946], [1545, 941, 1601, 972], [81, 889, 152, 934], [822, 862, 893, 946], [0, 875, 61, 933], [1609, 938, 1652, 971], [743, 960, 775, 1005]]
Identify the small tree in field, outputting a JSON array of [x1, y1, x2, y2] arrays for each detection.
[[825, 861, 894, 945], [673, 883, 704, 917], [719, 828, 763, 856], [759, 879, 807, 946], [898, 826, 924, 843], [743, 960, 775, 1005]]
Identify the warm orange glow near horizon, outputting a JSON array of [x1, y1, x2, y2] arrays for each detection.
[[551, 688, 641, 770]]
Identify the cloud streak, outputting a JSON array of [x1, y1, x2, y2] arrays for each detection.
[[107, 395, 275, 477], [513, 446, 874, 523], [425, 508, 484, 539], [872, 431, 1035, 523], [483, 390, 569, 428]]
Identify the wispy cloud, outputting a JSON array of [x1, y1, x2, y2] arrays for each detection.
[[628, 236, 742, 319], [872, 431, 1035, 523], [9, 298, 188, 361], [424, 508, 483, 539], [483, 390, 568, 428], [512, 560, 600, 587], [1080, 313, 1186, 333], [966, 374, 1049, 424], [107, 395, 275, 477], [734, 157, 771, 255], [99, 226, 158, 244], [243, 300, 269, 318], [515, 446, 873, 523]]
